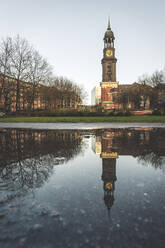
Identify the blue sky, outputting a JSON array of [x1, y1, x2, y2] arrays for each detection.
[[0, 0, 165, 103]]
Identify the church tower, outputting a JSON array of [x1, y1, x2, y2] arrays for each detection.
[[100, 18, 119, 109]]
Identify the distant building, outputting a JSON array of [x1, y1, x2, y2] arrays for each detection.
[[91, 86, 101, 105], [0, 74, 81, 112], [0, 74, 45, 112]]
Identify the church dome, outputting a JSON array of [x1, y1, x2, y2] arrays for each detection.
[[104, 29, 115, 40], [103, 18, 115, 42]]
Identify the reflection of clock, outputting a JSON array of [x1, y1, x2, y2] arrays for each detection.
[[106, 49, 113, 57], [105, 182, 113, 190]]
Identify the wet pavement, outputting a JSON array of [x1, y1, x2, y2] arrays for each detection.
[[0, 122, 165, 130], [0, 128, 165, 248]]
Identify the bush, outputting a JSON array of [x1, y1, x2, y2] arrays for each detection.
[[5, 108, 133, 117], [152, 109, 162, 115], [124, 110, 132, 116], [109, 110, 115, 116], [114, 111, 124, 116]]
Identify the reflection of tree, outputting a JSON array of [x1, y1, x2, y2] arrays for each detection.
[[94, 128, 165, 216], [0, 129, 83, 195], [138, 153, 165, 169], [1, 155, 54, 191], [119, 129, 165, 170], [95, 128, 165, 171]]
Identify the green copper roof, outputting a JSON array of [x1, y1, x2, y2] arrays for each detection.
[[103, 101, 113, 103], [102, 137, 113, 140]]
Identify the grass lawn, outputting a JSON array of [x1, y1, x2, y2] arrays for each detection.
[[0, 115, 165, 123]]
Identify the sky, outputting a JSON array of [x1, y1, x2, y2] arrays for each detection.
[[0, 0, 165, 104]]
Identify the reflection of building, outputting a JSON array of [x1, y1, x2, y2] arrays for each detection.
[[101, 131, 118, 159], [0, 129, 82, 167], [91, 135, 101, 154], [102, 158, 117, 212], [92, 130, 119, 213], [0, 130, 83, 192], [91, 128, 165, 213], [101, 131, 118, 213]]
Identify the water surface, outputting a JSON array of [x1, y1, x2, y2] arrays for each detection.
[[0, 128, 165, 248]]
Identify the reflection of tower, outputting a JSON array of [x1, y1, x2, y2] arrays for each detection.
[[102, 158, 117, 214], [91, 131, 119, 214], [100, 131, 118, 214]]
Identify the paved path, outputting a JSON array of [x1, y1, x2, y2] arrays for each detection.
[[0, 122, 165, 130]]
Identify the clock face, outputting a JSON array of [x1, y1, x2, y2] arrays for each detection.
[[106, 49, 113, 57]]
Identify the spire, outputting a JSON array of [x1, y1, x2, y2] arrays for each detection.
[[108, 16, 110, 30]]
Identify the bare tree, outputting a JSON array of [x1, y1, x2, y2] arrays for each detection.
[[26, 50, 52, 110], [49, 77, 87, 108], [10, 35, 32, 111], [0, 37, 13, 111], [150, 70, 164, 88], [138, 75, 152, 109], [0, 35, 86, 113], [44, 76, 86, 109], [150, 70, 165, 110], [136, 70, 165, 110]]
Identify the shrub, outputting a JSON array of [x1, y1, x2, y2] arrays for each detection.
[[152, 109, 162, 115], [114, 111, 124, 116], [5, 108, 132, 117], [109, 110, 115, 116], [124, 110, 132, 116]]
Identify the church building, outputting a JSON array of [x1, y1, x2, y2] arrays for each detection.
[[90, 19, 151, 111], [100, 18, 119, 109]]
